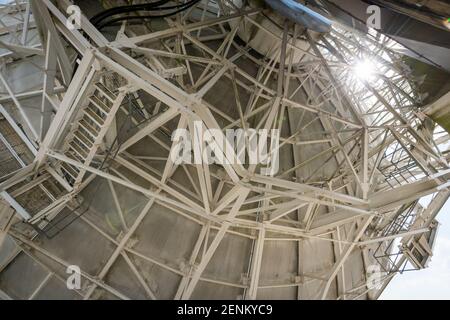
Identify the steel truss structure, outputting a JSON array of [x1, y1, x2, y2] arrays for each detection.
[[0, 0, 449, 300]]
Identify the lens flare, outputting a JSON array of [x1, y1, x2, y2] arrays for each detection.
[[353, 59, 376, 80]]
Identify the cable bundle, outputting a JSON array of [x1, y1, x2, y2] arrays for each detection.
[[90, 0, 201, 30]]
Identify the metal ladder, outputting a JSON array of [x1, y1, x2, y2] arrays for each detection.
[[26, 83, 128, 226], [58, 82, 126, 189]]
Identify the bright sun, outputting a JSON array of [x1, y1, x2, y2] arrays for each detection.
[[353, 59, 376, 81]]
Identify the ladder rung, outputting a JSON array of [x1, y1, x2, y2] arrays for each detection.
[[87, 104, 107, 121], [62, 161, 80, 175], [86, 104, 108, 127], [95, 83, 116, 102], [69, 143, 87, 160], [89, 96, 110, 114], [75, 130, 94, 147], [84, 108, 104, 127], [72, 138, 90, 154], [61, 164, 78, 180], [65, 152, 84, 164], [78, 119, 99, 139], [94, 93, 113, 110], [73, 135, 92, 151], [61, 172, 75, 186], [81, 114, 101, 131], [65, 151, 84, 165], [68, 149, 85, 164]]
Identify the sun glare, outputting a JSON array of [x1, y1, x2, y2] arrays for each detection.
[[353, 59, 376, 81]]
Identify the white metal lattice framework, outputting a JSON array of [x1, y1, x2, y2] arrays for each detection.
[[0, 0, 449, 300]]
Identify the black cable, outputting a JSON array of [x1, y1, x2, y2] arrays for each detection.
[[90, 0, 171, 25], [90, 0, 199, 27], [96, 0, 201, 30], [72, 1, 200, 83]]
